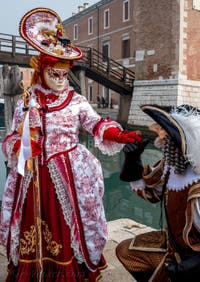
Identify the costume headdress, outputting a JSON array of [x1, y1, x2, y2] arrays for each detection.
[[141, 104, 200, 174], [19, 7, 82, 84], [19, 7, 82, 62]]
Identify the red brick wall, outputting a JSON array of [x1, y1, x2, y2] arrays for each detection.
[[63, 0, 135, 105], [133, 0, 180, 80], [185, 0, 200, 80], [63, 0, 200, 106]]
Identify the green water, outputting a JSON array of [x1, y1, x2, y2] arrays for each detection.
[[81, 134, 163, 230], [0, 134, 163, 229]]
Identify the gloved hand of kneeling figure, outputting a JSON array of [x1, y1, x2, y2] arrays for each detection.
[[120, 138, 149, 182]]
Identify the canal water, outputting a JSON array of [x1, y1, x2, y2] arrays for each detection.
[[0, 134, 163, 230], [80, 133, 163, 230]]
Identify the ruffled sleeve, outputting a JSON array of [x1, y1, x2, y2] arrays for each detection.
[[93, 118, 124, 156], [79, 95, 124, 155], [2, 99, 24, 168]]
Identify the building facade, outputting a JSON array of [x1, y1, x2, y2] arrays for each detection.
[[128, 0, 200, 126], [63, 0, 134, 109], [63, 0, 200, 127]]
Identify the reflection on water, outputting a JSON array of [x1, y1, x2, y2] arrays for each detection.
[[81, 133, 163, 229]]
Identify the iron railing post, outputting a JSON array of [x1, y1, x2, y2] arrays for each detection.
[[25, 43, 29, 55], [107, 57, 110, 75], [87, 47, 92, 68], [12, 35, 16, 57], [123, 66, 126, 83]]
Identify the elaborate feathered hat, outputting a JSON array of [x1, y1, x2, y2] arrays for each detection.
[[19, 7, 82, 61], [141, 104, 200, 174]]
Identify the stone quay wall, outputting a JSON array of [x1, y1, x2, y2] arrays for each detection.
[[128, 79, 200, 127]]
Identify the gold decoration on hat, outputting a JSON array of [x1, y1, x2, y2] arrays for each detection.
[[19, 7, 82, 60]]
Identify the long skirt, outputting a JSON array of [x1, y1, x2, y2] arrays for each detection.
[[6, 165, 107, 282]]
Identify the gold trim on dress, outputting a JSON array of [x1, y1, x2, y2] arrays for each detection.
[[42, 220, 62, 256], [19, 256, 75, 266], [20, 220, 62, 256], [20, 225, 36, 256]]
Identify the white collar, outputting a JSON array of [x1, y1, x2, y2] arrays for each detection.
[[165, 165, 200, 191]]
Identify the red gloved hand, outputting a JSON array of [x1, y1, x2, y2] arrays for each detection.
[[103, 127, 142, 144]]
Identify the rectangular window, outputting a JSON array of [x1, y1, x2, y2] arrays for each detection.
[[88, 17, 93, 35], [104, 9, 110, 29], [122, 38, 130, 58], [102, 43, 109, 62], [123, 0, 130, 22], [88, 84, 93, 102], [73, 24, 78, 40]]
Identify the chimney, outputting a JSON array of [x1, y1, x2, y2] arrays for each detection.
[[83, 3, 90, 9], [78, 6, 84, 12]]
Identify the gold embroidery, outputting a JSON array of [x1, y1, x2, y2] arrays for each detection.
[[20, 221, 62, 256], [20, 225, 36, 255], [42, 221, 62, 256]]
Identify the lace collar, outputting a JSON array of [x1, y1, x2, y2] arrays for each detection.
[[30, 84, 74, 111], [164, 165, 200, 191]]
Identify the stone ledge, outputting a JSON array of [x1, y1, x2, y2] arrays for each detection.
[[101, 218, 154, 282], [0, 219, 154, 282]]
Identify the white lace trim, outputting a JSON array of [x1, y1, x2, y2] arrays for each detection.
[[130, 179, 145, 191], [131, 164, 200, 192], [164, 165, 200, 191], [94, 120, 124, 155], [31, 84, 74, 108], [48, 158, 84, 263], [10, 170, 32, 265]]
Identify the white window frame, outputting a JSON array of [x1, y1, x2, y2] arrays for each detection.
[[104, 9, 110, 29], [73, 24, 78, 40], [123, 0, 130, 22], [88, 17, 93, 35]]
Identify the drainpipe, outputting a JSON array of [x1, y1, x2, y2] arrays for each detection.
[[97, 4, 100, 96]]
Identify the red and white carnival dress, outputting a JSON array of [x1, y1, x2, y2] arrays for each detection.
[[0, 84, 124, 281]]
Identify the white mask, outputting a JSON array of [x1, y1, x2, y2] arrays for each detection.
[[43, 67, 69, 92]]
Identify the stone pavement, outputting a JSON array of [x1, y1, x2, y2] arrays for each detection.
[[0, 218, 154, 282], [0, 244, 7, 282], [101, 218, 154, 282]]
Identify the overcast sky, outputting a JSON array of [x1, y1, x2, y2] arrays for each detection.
[[0, 0, 98, 36]]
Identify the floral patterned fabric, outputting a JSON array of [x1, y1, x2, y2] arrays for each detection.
[[0, 85, 123, 280]]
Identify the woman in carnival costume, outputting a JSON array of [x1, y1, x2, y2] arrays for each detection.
[[117, 104, 200, 282], [0, 8, 142, 282]]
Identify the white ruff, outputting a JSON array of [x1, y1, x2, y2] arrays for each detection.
[[171, 107, 200, 174], [166, 165, 200, 191]]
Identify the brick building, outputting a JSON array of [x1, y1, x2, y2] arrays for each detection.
[[63, 0, 134, 109], [128, 0, 200, 126], [63, 0, 200, 126]]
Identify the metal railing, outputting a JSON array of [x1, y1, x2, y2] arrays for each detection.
[[0, 33, 38, 56], [78, 46, 135, 87], [0, 33, 135, 89]]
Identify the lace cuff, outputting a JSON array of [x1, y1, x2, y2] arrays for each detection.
[[94, 119, 124, 155], [130, 179, 146, 191]]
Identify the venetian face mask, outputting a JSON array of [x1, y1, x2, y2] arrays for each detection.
[[149, 123, 167, 149], [43, 67, 69, 92]]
